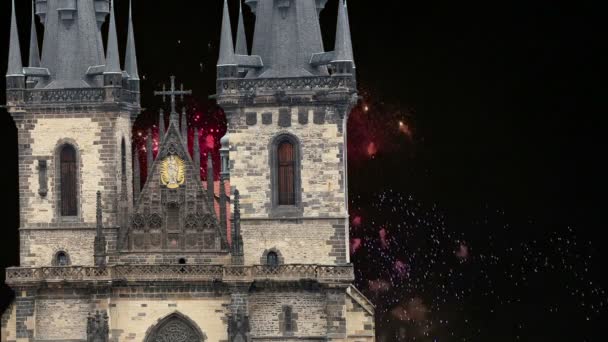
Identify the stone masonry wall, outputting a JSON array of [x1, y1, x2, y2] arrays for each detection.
[[241, 218, 348, 265], [228, 105, 350, 266], [108, 297, 229, 342], [35, 298, 90, 340], [12, 108, 132, 228], [11, 107, 133, 267], [249, 289, 327, 338], [1, 302, 16, 342], [228, 106, 346, 218], [346, 296, 375, 341], [19, 228, 97, 266]]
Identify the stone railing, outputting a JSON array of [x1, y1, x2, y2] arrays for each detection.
[[6, 87, 139, 105], [5, 264, 354, 285], [24, 88, 105, 103], [217, 75, 356, 95]]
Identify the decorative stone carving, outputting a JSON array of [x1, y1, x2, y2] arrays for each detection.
[[148, 213, 163, 229], [245, 112, 257, 126], [87, 310, 109, 342], [145, 313, 205, 342], [217, 75, 356, 94], [132, 214, 145, 230], [228, 309, 250, 342], [184, 214, 199, 230]]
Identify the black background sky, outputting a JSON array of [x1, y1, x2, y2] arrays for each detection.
[[0, 0, 605, 340]]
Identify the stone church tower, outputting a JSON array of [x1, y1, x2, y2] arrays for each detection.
[[2, 0, 374, 341]]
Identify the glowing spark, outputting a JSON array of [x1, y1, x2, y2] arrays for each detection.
[[367, 142, 377, 156]]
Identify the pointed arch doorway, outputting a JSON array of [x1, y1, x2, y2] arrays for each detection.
[[144, 312, 206, 342]]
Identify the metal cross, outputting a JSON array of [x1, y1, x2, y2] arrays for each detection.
[[153, 76, 192, 115]]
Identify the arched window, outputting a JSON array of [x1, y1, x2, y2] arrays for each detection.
[[144, 312, 206, 342], [267, 251, 279, 267], [54, 251, 70, 266], [270, 134, 301, 216], [121, 138, 127, 176], [60, 145, 77, 216], [277, 141, 295, 205]]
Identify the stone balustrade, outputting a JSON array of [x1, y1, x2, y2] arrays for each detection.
[[5, 264, 354, 285], [6, 87, 139, 105]]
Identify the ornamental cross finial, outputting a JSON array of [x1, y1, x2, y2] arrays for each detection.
[[153, 76, 192, 122]]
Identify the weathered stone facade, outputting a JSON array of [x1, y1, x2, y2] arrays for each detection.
[[3, 0, 375, 341]]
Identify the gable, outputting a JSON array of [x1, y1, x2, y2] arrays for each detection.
[[128, 122, 228, 251]]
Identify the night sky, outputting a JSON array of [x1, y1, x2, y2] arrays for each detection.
[[0, 0, 605, 340]]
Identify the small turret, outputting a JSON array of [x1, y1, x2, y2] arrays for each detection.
[[331, 0, 355, 75], [181, 107, 188, 145], [104, 0, 122, 87], [207, 153, 215, 208], [125, 0, 140, 92], [217, 0, 238, 78], [220, 133, 230, 180], [133, 151, 141, 202], [159, 108, 166, 140], [193, 129, 201, 178], [94, 191, 107, 267], [236, 1, 248, 56], [146, 129, 153, 178], [6, 0, 25, 91]]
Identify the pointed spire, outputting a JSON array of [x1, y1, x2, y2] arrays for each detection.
[[193, 129, 201, 178], [235, 1, 248, 56], [181, 107, 188, 145], [29, 3, 40, 68], [133, 150, 141, 201], [105, 0, 121, 74], [218, 0, 237, 66], [219, 177, 228, 241], [7, 0, 23, 76], [146, 129, 153, 178], [94, 191, 107, 267], [125, 0, 139, 80], [332, 0, 354, 63], [232, 188, 243, 262], [159, 109, 166, 139], [207, 153, 215, 208]]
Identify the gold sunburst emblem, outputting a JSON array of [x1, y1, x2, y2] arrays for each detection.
[[160, 155, 185, 189]]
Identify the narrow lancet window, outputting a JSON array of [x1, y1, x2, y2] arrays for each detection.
[[278, 141, 295, 205], [267, 251, 279, 267], [60, 145, 77, 216]]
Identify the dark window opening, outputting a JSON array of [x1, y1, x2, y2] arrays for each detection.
[[267, 251, 279, 267], [60, 145, 77, 216], [277, 141, 295, 205], [56, 251, 68, 266], [178, 258, 186, 264], [121, 138, 127, 176]]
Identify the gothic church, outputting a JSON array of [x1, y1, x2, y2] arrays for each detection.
[[2, 0, 374, 341]]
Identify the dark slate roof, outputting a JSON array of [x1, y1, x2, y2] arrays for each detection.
[[236, 1, 248, 56], [7, 0, 23, 76], [37, 0, 108, 88], [29, 5, 40, 68], [245, 0, 329, 78], [125, 0, 139, 80], [333, 0, 354, 63], [105, 0, 122, 75], [218, 0, 237, 66]]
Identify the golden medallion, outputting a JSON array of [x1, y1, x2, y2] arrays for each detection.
[[160, 155, 185, 189]]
